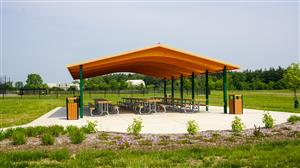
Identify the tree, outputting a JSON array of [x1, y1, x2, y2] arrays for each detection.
[[14, 81, 24, 89], [25, 74, 45, 89], [283, 63, 300, 108]]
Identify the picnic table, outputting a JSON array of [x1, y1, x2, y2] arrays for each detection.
[[94, 99, 112, 115], [121, 97, 162, 113]]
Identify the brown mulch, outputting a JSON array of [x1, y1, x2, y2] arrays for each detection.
[[1, 122, 300, 153]]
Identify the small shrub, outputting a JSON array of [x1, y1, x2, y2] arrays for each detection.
[[66, 125, 78, 134], [0, 130, 5, 141], [287, 115, 300, 124], [47, 125, 65, 137], [253, 125, 263, 137], [25, 126, 47, 137], [49, 149, 70, 161], [4, 128, 15, 138], [262, 112, 275, 128], [231, 116, 244, 133], [127, 118, 143, 135], [186, 120, 199, 135], [82, 121, 97, 134], [41, 133, 55, 145], [68, 128, 85, 144], [98, 132, 109, 140], [12, 130, 26, 145]]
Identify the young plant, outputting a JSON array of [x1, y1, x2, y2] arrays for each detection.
[[186, 120, 199, 135], [47, 125, 65, 137], [4, 128, 15, 138], [12, 130, 26, 145], [68, 127, 86, 144], [262, 112, 275, 128], [287, 115, 300, 124], [127, 118, 143, 135], [253, 125, 263, 137], [82, 121, 97, 134], [41, 133, 55, 145], [25, 126, 47, 137], [0, 130, 5, 141], [231, 116, 245, 133]]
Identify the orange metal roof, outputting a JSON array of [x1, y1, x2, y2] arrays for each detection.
[[67, 44, 239, 80]]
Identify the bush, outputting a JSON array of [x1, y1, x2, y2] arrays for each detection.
[[12, 130, 26, 145], [82, 121, 97, 134], [41, 133, 55, 145], [47, 125, 65, 137], [66, 125, 78, 134], [186, 120, 199, 135], [25, 126, 47, 137], [68, 127, 85, 144], [262, 112, 275, 128], [231, 116, 244, 133], [0, 130, 5, 141], [287, 115, 300, 124], [4, 128, 15, 138], [127, 118, 143, 135]]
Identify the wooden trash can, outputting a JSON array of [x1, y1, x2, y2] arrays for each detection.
[[229, 94, 243, 114], [66, 97, 79, 120]]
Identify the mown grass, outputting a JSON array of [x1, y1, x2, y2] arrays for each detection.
[[0, 90, 299, 128], [0, 139, 299, 167]]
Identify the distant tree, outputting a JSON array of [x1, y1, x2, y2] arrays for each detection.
[[283, 63, 300, 108], [14, 81, 24, 89], [25, 74, 45, 89], [67, 85, 78, 91]]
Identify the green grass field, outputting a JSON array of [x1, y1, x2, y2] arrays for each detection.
[[0, 90, 299, 128], [1, 139, 300, 167]]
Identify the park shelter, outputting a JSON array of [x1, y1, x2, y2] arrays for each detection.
[[67, 44, 239, 118]]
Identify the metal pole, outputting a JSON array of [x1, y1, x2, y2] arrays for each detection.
[[191, 72, 195, 111], [171, 76, 174, 106], [223, 66, 228, 114], [164, 78, 167, 103], [180, 74, 183, 106], [79, 65, 84, 118], [205, 70, 209, 111]]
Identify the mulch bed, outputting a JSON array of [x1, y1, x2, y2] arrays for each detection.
[[1, 122, 300, 153]]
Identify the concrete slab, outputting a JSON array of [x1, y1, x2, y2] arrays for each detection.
[[18, 106, 300, 134]]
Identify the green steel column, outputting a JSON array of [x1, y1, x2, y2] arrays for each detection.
[[191, 72, 195, 111], [205, 70, 209, 111], [164, 78, 167, 104], [171, 76, 174, 106], [223, 66, 228, 114], [79, 65, 84, 118], [180, 74, 183, 106]]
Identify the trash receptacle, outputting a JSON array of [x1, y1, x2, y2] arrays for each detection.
[[229, 94, 243, 114], [66, 97, 79, 120]]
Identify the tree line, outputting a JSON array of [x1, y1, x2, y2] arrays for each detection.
[[1, 63, 299, 92]]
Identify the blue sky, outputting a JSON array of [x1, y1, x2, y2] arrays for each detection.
[[1, 0, 299, 83]]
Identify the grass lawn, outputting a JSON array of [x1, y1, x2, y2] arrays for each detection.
[[0, 89, 299, 128], [1, 139, 300, 167]]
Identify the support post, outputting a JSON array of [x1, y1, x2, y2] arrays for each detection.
[[171, 76, 174, 106], [223, 66, 228, 114], [205, 70, 209, 111], [164, 78, 167, 104], [180, 74, 183, 106], [79, 65, 84, 118], [191, 72, 195, 111]]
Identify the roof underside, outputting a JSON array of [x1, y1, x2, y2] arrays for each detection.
[[67, 44, 239, 80]]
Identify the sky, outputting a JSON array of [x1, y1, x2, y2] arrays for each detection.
[[1, 0, 299, 83]]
